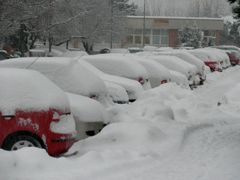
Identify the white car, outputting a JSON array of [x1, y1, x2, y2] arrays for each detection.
[[78, 59, 144, 102], [0, 57, 113, 107], [81, 54, 151, 90], [67, 93, 109, 139], [155, 50, 206, 85], [104, 81, 129, 104], [203, 48, 231, 69], [147, 55, 198, 87], [189, 49, 223, 72], [169, 70, 189, 88], [123, 54, 172, 88]]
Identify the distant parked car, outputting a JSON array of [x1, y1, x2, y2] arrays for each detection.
[[225, 50, 240, 66], [0, 50, 10, 60], [81, 54, 151, 90], [169, 70, 189, 88], [78, 59, 143, 102], [146, 55, 198, 88], [189, 49, 223, 72], [124, 54, 172, 88], [155, 50, 206, 85], [203, 48, 231, 69], [0, 68, 76, 156]]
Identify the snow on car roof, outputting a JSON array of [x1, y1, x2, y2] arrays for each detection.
[[78, 59, 144, 99], [125, 54, 171, 80], [156, 50, 204, 73], [81, 54, 149, 79], [0, 68, 69, 115], [148, 55, 196, 77], [62, 50, 88, 59], [0, 57, 107, 97]]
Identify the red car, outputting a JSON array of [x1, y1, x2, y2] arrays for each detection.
[[226, 50, 240, 66], [0, 68, 76, 156]]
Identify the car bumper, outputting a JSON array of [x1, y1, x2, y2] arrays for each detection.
[[46, 132, 77, 156]]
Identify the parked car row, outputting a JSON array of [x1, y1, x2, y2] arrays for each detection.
[[0, 45, 239, 156]]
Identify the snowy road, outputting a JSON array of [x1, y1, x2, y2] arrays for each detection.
[[1, 66, 240, 180]]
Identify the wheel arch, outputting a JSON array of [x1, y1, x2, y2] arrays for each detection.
[[2, 131, 45, 149]]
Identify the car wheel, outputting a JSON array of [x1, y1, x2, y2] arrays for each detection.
[[3, 135, 42, 151]]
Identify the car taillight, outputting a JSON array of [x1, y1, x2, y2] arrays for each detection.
[[161, 80, 167, 84], [138, 77, 145, 85], [52, 111, 60, 122]]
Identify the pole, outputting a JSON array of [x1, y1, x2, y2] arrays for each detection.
[[110, 0, 113, 49], [142, 0, 146, 47]]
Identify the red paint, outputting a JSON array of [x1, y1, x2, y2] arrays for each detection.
[[226, 52, 240, 66], [0, 109, 76, 156]]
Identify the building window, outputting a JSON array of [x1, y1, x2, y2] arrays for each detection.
[[152, 29, 168, 46], [126, 35, 133, 44], [134, 36, 142, 44], [126, 28, 169, 47]]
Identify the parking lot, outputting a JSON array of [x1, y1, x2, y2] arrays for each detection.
[[0, 48, 240, 179]]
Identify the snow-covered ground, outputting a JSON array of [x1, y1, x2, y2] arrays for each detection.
[[1, 66, 240, 180]]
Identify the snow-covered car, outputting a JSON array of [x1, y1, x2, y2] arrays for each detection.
[[124, 54, 172, 88], [67, 93, 109, 140], [189, 49, 223, 72], [78, 59, 144, 102], [220, 49, 240, 66], [104, 82, 129, 104], [0, 57, 113, 107], [0, 68, 76, 156], [110, 48, 129, 54], [203, 48, 231, 69], [61, 50, 88, 59], [214, 45, 240, 53], [169, 70, 189, 88], [155, 50, 206, 85], [0, 50, 10, 60], [81, 54, 151, 90], [147, 55, 198, 87]]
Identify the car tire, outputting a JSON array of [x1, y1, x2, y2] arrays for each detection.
[[3, 135, 43, 151]]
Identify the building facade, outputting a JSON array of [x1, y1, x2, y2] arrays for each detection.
[[121, 16, 224, 48]]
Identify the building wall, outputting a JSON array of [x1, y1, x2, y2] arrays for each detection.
[[122, 16, 224, 48]]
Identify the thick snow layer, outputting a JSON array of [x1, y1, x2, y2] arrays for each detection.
[[129, 55, 172, 87], [2, 66, 240, 180], [0, 68, 70, 115], [62, 50, 88, 59], [0, 57, 112, 106], [67, 93, 109, 123], [81, 54, 151, 90], [78, 59, 144, 100], [156, 50, 205, 75], [104, 81, 129, 103], [148, 55, 196, 78], [169, 70, 190, 88]]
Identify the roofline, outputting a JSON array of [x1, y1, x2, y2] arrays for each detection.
[[127, 16, 223, 21]]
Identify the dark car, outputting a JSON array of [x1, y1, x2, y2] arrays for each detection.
[[0, 50, 10, 60]]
